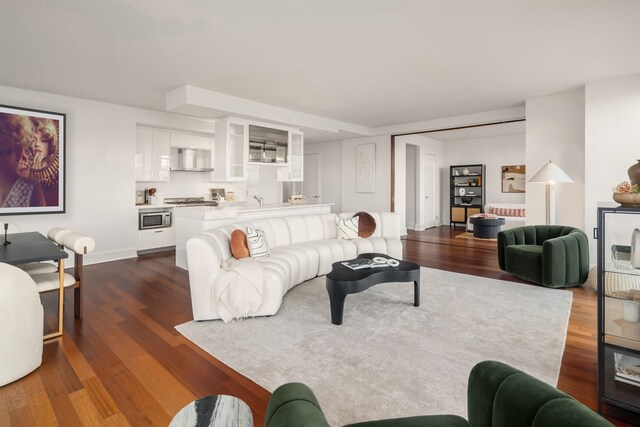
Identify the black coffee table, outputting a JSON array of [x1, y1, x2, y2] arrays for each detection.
[[325, 253, 421, 325]]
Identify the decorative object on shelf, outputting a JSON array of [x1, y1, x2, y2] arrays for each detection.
[[528, 160, 573, 225], [628, 159, 640, 186], [0, 104, 66, 214], [453, 169, 460, 176], [613, 181, 640, 207], [461, 197, 473, 204], [288, 194, 308, 204], [501, 165, 526, 193], [612, 290, 640, 322], [462, 167, 469, 175], [356, 143, 376, 193], [467, 191, 476, 196], [459, 188, 466, 196], [632, 228, 640, 269]]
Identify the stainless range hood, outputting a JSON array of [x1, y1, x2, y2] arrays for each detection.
[[170, 147, 214, 172]]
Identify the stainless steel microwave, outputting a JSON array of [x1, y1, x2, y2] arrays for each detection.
[[139, 210, 171, 230]]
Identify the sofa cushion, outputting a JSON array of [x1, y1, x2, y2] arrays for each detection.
[[505, 245, 543, 284], [246, 227, 271, 259], [337, 216, 359, 240], [230, 229, 250, 259], [354, 211, 377, 238]]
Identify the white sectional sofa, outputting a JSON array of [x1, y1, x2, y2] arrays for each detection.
[[466, 203, 526, 232], [186, 212, 402, 321]]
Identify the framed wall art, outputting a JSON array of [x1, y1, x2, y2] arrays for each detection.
[[502, 165, 525, 193], [356, 143, 376, 193], [0, 104, 66, 214]]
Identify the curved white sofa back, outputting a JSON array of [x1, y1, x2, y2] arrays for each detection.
[[186, 212, 402, 321]]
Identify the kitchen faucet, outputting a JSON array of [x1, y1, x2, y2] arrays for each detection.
[[253, 195, 264, 207]]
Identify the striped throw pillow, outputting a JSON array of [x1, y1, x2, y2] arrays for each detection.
[[489, 207, 526, 217], [246, 226, 270, 259], [336, 216, 359, 240]]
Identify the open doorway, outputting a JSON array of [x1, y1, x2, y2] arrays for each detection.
[[391, 119, 526, 233]]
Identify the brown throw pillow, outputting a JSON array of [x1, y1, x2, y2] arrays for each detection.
[[353, 211, 376, 238], [230, 229, 250, 259]]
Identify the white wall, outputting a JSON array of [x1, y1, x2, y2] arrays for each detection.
[[0, 85, 215, 265], [525, 91, 585, 229], [342, 135, 392, 214], [394, 134, 444, 232], [441, 133, 526, 224], [304, 140, 343, 213], [585, 74, 640, 259]]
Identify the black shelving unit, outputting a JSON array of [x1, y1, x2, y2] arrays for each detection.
[[450, 164, 486, 228], [597, 203, 640, 417]]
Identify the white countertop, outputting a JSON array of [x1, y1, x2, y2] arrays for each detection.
[[174, 202, 334, 220], [136, 204, 175, 210]]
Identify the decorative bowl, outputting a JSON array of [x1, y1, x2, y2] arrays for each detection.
[[461, 197, 473, 204], [613, 192, 640, 207]]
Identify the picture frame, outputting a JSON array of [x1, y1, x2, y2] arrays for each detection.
[[0, 104, 66, 215], [356, 143, 376, 193], [501, 165, 525, 193]]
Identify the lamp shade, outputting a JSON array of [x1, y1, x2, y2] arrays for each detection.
[[528, 161, 573, 184]]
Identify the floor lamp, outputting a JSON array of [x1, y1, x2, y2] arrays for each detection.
[[528, 161, 573, 225]]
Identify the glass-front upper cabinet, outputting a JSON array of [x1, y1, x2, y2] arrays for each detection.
[[214, 118, 248, 181], [288, 131, 303, 182], [597, 204, 640, 415]]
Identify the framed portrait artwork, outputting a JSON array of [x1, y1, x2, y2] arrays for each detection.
[[0, 104, 65, 214]]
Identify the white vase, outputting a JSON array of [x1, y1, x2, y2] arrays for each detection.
[[631, 228, 640, 269], [462, 168, 469, 175], [623, 300, 640, 322], [459, 188, 466, 196]]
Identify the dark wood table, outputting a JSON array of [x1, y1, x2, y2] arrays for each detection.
[[0, 232, 68, 340], [325, 253, 421, 325]]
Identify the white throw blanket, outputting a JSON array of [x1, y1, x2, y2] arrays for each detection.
[[212, 258, 265, 323]]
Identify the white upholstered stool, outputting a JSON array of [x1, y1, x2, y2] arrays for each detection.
[[0, 263, 43, 386], [30, 232, 95, 319]]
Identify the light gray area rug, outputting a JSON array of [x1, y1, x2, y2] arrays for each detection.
[[176, 268, 572, 426]]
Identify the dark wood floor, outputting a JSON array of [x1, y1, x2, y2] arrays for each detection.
[[1, 226, 638, 426]]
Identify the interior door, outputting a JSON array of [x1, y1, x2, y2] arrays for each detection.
[[303, 153, 321, 202], [422, 154, 437, 228]]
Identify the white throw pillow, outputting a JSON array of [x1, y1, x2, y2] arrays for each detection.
[[246, 226, 270, 259], [336, 216, 359, 240]]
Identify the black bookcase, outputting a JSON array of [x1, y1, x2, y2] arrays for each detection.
[[450, 164, 486, 228], [597, 203, 640, 417]]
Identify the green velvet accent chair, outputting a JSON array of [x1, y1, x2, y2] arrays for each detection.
[[497, 225, 589, 288], [264, 360, 611, 427]]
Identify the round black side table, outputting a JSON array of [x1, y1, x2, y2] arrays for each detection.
[[470, 217, 506, 239]]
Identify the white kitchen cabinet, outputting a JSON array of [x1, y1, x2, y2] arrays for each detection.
[[135, 127, 171, 182], [214, 117, 248, 181], [276, 130, 304, 182], [137, 227, 176, 251]]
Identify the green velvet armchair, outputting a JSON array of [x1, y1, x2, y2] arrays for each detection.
[[497, 225, 589, 288], [264, 360, 611, 427]]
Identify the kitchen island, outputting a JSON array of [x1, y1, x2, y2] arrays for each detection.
[[174, 202, 334, 269]]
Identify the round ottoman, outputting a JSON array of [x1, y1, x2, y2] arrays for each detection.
[[470, 217, 506, 239]]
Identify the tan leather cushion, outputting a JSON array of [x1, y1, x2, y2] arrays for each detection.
[[230, 229, 250, 259], [354, 211, 376, 238]]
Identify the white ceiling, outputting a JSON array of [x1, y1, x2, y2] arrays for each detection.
[[1, 1, 640, 129]]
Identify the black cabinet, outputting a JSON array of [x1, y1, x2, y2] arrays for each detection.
[[450, 164, 486, 228], [597, 204, 640, 415]]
